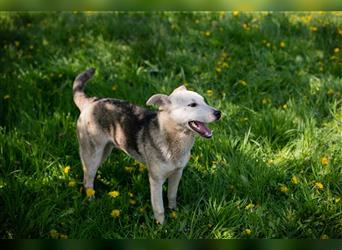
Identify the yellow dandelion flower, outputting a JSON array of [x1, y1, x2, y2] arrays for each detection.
[[280, 41, 286, 48], [239, 80, 247, 86], [108, 190, 120, 198], [320, 156, 329, 166], [128, 192, 134, 197], [204, 31, 211, 37], [291, 176, 299, 185], [303, 15, 312, 23], [3, 94, 10, 100], [334, 48, 340, 53], [207, 89, 213, 97], [314, 182, 324, 190], [245, 203, 255, 210], [170, 210, 177, 219], [111, 209, 120, 218], [320, 234, 329, 240], [219, 11, 225, 19], [68, 180, 76, 187], [243, 228, 252, 236], [279, 184, 289, 193], [310, 26, 317, 32], [64, 166, 71, 174], [242, 23, 249, 30], [138, 163, 146, 172], [216, 67, 222, 73], [327, 89, 334, 97], [338, 29, 342, 36], [129, 199, 136, 205], [85, 11, 95, 16], [232, 11, 239, 17], [125, 166, 134, 173], [222, 62, 229, 68], [49, 229, 59, 239], [138, 205, 147, 213], [262, 98, 271, 105], [86, 188, 95, 197], [282, 104, 288, 110], [59, 234, 68, 239], [112, 85, 117, 91]]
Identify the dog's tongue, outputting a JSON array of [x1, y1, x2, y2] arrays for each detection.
[[190, 121, 212, 138]]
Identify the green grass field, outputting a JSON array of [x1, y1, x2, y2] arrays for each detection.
[[0, 12, 342, 239]]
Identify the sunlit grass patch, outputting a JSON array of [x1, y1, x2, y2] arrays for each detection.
[[0, 11, 341, 239]]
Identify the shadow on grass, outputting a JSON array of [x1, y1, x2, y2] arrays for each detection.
[[1, 12, 342, 238]]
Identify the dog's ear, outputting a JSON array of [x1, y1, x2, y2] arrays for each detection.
[[146, 94, 171, 107], [171, 85, 187, 94]]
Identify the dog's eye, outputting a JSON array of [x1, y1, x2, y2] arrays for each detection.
[[188, 103, 198, 107]]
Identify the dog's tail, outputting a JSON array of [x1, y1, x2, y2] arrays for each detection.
[[73, 68, 96, 111]]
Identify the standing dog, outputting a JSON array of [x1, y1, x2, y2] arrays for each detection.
[[73, 68, 221, 224]]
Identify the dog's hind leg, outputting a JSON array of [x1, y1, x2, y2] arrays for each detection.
[[80, 145, 104, 191], [101, 142, 114, 163], [78, 138, 112, 194]]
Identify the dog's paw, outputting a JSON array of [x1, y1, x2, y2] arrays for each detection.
[[168, 203, 177, 210], [154, 212, 165, 225]]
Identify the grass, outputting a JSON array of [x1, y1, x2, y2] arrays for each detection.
[[0, 11, 342, 239]]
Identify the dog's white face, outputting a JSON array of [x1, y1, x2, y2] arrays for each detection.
[[146, 86, 221, 138]]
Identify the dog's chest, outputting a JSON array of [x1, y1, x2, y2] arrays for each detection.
[[161, 134, 194, 169], [156, 149, 191, 177]]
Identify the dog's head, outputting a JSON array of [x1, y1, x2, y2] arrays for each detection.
[[146, 85, 221, 138]]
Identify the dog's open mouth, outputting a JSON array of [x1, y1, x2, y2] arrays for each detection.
[[188, 121, 212, 138]]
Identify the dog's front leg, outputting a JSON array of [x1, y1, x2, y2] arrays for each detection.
[[149, 174, 165, 224], [167, 168, 183, 210]]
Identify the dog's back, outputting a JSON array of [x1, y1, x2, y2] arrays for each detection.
[[90, 98, 157, 162]]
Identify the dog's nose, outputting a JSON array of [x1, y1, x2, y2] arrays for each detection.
[[213, 110, 221, 120]]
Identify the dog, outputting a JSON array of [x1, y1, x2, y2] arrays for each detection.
[[73, 68, 221, 224]]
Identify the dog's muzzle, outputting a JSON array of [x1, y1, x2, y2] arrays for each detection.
[[213, 110, 221, 120]]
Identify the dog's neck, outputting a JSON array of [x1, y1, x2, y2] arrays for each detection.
[[156, 111, 195, 162]]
